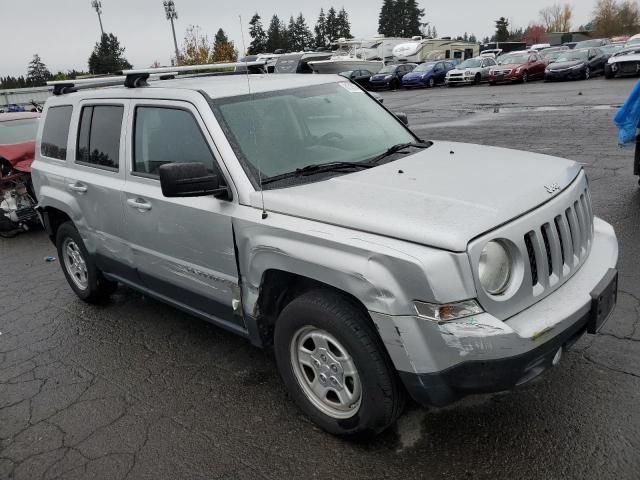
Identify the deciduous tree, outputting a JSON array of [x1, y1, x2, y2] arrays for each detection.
[[179, 25, 211, 66]]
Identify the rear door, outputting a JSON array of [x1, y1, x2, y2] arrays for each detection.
[[121, 99, 242, 328], [65, 100, 128, 264]]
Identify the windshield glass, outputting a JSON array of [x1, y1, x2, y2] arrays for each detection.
[[0, 118, 40, 144], [377, 65, 396, 74], [556, 50, 588, 62], [498, 54, 529, 64], [414, 63, 435, 72], [576, 40, 603, 48], [543, 52, 562, 61], [211, 82, 415, 187], [458, 59, 482, 68]]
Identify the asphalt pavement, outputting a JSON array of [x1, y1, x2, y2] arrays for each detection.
[[1, 77, 640, 480]]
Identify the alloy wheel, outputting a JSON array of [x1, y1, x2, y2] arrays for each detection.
[[62, 238, 88, 291]]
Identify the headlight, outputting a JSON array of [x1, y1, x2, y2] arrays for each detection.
[[479, 240, 512, 295], [464, 70, 473, 76], [384, 74, 393, 79]]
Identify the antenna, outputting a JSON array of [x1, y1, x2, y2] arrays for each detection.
[[239, 15, 267, 220]]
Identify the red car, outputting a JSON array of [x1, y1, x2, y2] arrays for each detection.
[[489, 51, 548, 85]]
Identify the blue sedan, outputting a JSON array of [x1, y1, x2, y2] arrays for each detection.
[[402, 60, 457, 88]]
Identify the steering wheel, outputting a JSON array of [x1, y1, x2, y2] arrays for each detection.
[[319, 132, 345, 143]]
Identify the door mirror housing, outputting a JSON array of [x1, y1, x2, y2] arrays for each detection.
[[159, 162, 228, 199], [395, 112, 409, 126]]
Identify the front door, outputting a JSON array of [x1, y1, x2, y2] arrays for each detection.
[[121, 100, 242, 328]]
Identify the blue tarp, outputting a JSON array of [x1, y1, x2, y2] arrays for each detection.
[[614, 80, 640, 146]]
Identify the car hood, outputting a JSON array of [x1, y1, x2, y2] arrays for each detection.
[[493, 63, 525, 70], [404, 71, 430, 79], [548, 60, 584, 70], [252, 141, 582, 252], [0, 141, 36, 173], [609, 53, 640, 63], [371, 73, 392, 80]]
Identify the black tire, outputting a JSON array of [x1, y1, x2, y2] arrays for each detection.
[[584, 67, 591, 80], [489, 81, 496, 86], [474, 73, 481, 85], [390, 79, 400, 90], [56, 222, 117, 303], [274, 289, 405, 438], [605, 64, 614, 79], [522, 71, 528, 83], [427, 77, 435, 88]]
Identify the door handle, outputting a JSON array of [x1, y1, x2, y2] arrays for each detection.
[[68, 182, 87, 193], [127, 198, 152, 211]]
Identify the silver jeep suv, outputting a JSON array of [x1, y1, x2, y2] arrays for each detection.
[[32, 69, 618, 438]]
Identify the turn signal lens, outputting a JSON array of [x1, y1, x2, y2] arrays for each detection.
[[414, 300, 484, 323]]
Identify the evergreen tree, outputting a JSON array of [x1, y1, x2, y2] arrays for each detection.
[[432, 26, 438, 37], [326, 7, 338, 42], [404, 0, 424, 37], [394, 0, 407, 36], [88, 33, 132, 74], [378, 0, 396, 36], [248, 13, 267, 54], [315, 9, 328, 48], [26, 54, 51, 86], [336, 8, 353, 39], [495, 17, 510, 42], [266, 15, 285, 52], [469, 33, 477, 43], [212, 28, 238, 62]]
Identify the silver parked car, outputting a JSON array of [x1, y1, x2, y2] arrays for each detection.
[[32, 69, 619, 438], [446, 56, 497, 85]]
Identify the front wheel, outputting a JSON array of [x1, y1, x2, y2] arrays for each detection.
[[427, 77, 435, 88], [605, 65, 614, 79], [584, 67, 591, 80], [474, 73, 481, 85], [522, 71, 529, 83], [274, 289, 405, 438], [390, 79, 400, 90], [56, 222, 117, 303]]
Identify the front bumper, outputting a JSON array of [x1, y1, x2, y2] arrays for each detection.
[[370, 217, 618, 407], [490, 73, 521, 83], [545, 68, 584, 81], [446, 76, 475, 85], [369, 79, 392, 89]]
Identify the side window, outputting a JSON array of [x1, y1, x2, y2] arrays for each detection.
[[41, 106, 72, 160], [133, 107, 215, 176], [76, 105, 124, 170]]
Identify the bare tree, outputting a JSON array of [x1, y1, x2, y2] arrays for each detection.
[[592, 0, 639, 36], [540, 3, 573, 32]]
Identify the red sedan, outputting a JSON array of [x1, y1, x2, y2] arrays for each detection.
[[489, 51, 548, 85]]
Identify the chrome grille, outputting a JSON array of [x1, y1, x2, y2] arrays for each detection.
[[523, 188, 593, 291]]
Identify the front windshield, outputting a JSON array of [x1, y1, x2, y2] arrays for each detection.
[[576, 40, 602, 48], [211, 82, 415, 188], [0, 118, 40, 144], [499, 54, 529, 65], [556, 50, 588, 62], [414, 63, 435, 72], [458, 59, 482, 68], [543, 52, 562, 61], [377, 65, 396, 74]]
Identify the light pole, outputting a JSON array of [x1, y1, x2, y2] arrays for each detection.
[[91, 0, 105, 37], [163, 1, 180, 66]]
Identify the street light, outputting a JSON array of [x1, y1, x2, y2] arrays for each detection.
[[163, 0, 181, 66], [91, 0, 105, 37]]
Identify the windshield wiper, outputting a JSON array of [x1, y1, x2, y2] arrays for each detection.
[[261, 161, 373, 186], [367, 141, 433, 165]]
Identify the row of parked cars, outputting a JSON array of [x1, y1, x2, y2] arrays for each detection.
[[342, 37, 640, 91]]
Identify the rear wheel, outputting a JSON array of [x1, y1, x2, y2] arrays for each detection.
[[390, 78, 400, 90], [274, 289, 405, 438], [56, 222, 117, 303]]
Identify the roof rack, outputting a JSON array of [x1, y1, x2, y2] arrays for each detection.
[[48, 60, 268, 96]]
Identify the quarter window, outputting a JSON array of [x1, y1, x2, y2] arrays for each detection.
[[41, 106, 72, 160], [133, 107, 214, 176], [76, 105, 124, 170]]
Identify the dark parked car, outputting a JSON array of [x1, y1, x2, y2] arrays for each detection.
[[401, 61, 455, 88], [338, 70, 374, 89], [488, 51, 547, 84], [544, 48, 608, 81], [369, 63, 417, 90]]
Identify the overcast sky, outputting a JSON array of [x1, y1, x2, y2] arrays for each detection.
[[1, 0, 595, 77]]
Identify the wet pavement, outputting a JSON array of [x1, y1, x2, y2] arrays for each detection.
[[2, 77, 640, 479]]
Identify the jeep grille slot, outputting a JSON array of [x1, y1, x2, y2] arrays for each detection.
[[522, 189, 593, 290]]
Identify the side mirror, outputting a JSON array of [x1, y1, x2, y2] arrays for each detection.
[[395, 112, 409, 126], [159, 162, 227, 198]]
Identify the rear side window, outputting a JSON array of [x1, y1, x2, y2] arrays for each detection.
[[133, 107, 214, 176], [76, 105, 124, 170], [41, 106, 72, 160]]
